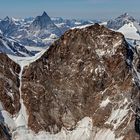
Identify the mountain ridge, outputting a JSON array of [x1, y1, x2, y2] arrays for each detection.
[[107, 13, 137, 30]]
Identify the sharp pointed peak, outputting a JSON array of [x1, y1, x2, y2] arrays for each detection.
[[117, 12, 135, 21], [33, 11, 51, 22], [4, 16, 10, 21], [123, 12, 129, 16], [118, 12, 133, 18], [42, 11, 48, 17]]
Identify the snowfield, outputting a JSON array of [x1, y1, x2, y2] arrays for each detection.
[[118, 22, 140, 40], [8, 47, 47, 67], [12, 117, 124, 140]]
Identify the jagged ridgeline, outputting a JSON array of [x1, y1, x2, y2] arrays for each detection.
[[0, 24, 140, 139]]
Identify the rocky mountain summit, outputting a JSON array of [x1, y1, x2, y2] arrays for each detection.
[[29, 11, 62, 39], [0, 24, 140, 139], [21, 24, 140, 139]]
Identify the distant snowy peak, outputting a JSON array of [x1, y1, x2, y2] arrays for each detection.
[[3, 16, 13, 22], [0, 16, 16, 26], [0, 12, 63, 47], [0, 12, 100, 47], [107, 14, 140, 41], [117, 13, 135, 22], [0, 16, 19, 36], [0, 34, 34, 57], [29, 11, 62, 39], [118, 22, 140, 40], [30, 11, 59, 30], [107, 13, 136, 30], [106, 13, 140, 40]]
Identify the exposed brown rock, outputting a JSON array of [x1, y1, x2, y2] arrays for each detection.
[[0, 54, 20, 115], [21, 24, 139, 138], [0, 53, 20, 140]]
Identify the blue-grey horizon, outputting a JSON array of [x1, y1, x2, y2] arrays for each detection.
[[0, 0, 140, 20]]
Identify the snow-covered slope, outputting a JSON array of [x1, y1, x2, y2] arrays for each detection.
[[118, 22, 140, 40], [12, 117, 124, 140], [107, 13, 136, 30], [107, 13, 140, 41], [0, 34, 34, 57], [8, 47, 47, 67]]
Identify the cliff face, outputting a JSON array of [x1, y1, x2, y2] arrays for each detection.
[[0, 54, 20, 115], [21, 24, 139, 139], [0, 54, 20, 140]]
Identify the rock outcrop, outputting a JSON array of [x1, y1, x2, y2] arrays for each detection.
[[0, 53, 20, 140], [21, 24, 140, 139], [0, 54, 20, 115]]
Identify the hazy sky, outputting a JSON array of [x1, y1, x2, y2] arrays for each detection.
[[0, 0, 140, 19]]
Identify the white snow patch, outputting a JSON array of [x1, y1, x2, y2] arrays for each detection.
[[8, 48, 47, 67], [95, 49, 106, 57], [95, 65, 105, 76], [1, 110, 16, 131], [74, 22, 82, 25], [50, 33, 58, 39], [15, 65, 28, 128], [0, 101, 3, 110], [100, 22, 107, 26], [100, 97, 110, 108], [6, 92, 14, 101], [118, 22, 140, 40], [24, 46, 47, 52], [105, 98, 129, 129], [12, 117, 93, 140], [71, 24, 94, 29]]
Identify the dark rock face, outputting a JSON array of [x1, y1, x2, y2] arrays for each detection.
[[0, 123, 12, 140], [21, 24, 139, 138], [29, 11, 62, 38], [30, 12, 54, 30], [0, 54, 20, 140], [0, 54, 20, 115]]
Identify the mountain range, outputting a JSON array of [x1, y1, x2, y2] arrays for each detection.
[[3, 12, 140, 58], [0, 12, 95, 49]]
